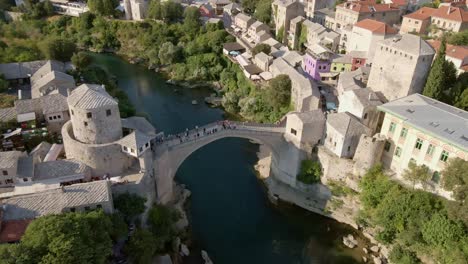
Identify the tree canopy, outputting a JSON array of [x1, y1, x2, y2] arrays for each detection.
[[39, 37, 77, 62], [297, 160, 322, 184], [114, 192, 147, 222], [254, 0, 272, 24], [252, 43, 271, 55]]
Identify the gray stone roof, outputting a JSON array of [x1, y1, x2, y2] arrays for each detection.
[[68, 84, 117, 110], [14, 94, 68, 115], [41, 94, 69, 115], [347, 88, 382, 108], [223, 2, 240, 11], [378, 94, 468, 151], [282, 51, 303, 67], [0, 180, 112, 221], [121, 116, 157, 136], [31, 71, 75, 98], [293, 110, 325, 123], [235, 13, 252, 23], [379, 34, 435, 56], [29, 142, 52, 162], [0, 151, 23, 169], [30, 60, 65, 83], [16, 156, 34, 179], [332, 54, 353, 64], [0, 107, 16, 122], [119, 131, 154, 152], [0, 60, 47, 80], [290, 16, 305, 24], [327, 112, 371, 137], [34, 159, 91, 181], [254, 52, 271, 64]]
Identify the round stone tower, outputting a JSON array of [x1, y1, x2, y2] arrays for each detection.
[[67, 84, 122, 144]]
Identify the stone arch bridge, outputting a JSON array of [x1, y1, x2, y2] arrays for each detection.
[[152, 121, 302, 204]]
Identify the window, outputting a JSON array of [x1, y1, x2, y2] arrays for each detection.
[[363, 113, 368, 119], [426, 144, 435, 156], [347, 146, 351, 152], [53, 116, 57, 120], [389, 122, 396, 133], [414, 138, 423, 150], [431, 171, 440, 183], [106, 109, 111, 116], [440, 150, 449, 162], [70, 208, 76, 212], [145, 143, 149, 148], [23, 178, 28, 182], [5, 179, 13, 184], [400, 128, 408, 138], [384, 141, 391, 152], [84, 121, 88, 126], [333, 67, 337, 71], [290, 128, 297, 135], [71, 110, 74, 115], [139, 147, 143, 152], [130, 148, 135, 153], [2, 170, 7, 176], [87, 112, 92, 118], [123, 146, 128, 151], [49, 116, 53, 121], [96, 204, 102, 209], [57, 115, 61, 119], [394, 147, 402, 157]]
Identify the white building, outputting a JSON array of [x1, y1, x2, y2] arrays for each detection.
[[378, 94, 468, 197], [324, 112, 372, 158], [124, 0, 149, 21], [367, 34, 435, 102], [284, 110, 326, 150]]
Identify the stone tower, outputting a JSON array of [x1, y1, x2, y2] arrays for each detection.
[[366, 34, 435, 102], [67, 84, 122, 144]]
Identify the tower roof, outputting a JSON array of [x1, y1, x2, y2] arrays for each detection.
[[380, 34, 435, 56], [68, 84, 117, 110]]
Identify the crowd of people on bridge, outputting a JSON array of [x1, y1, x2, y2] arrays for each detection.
[[154, 120, 239, 146]]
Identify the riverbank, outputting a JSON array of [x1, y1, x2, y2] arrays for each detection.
[[253, 145, 389, 263]]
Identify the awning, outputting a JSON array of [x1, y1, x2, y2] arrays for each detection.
[[319, 72, 340, 78], [17, 112, 35, 123], [2, 128, 21, 139]]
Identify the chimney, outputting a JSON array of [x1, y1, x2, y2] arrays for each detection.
[[447, 4, 451, 15]]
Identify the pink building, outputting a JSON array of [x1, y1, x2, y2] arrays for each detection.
[[303, 44, 334, 81]]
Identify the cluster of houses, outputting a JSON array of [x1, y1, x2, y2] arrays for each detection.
[[219, 0, 467, 199], [0, 61, 159, 243]]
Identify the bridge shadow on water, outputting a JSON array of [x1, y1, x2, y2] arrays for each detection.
[[175, 138, 362, 264]]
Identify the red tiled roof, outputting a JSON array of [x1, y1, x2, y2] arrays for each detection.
[[0, 219, 32, 243], [428, 40, 468, 61], [354, 19, 399, 34], [338, 2, 400, 13], [390, 0, 408, 7], [403, 7, 438, 20], [432, 5, 468, 22]]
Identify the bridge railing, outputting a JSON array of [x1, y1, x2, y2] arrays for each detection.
[[154, 121, 285, 149]]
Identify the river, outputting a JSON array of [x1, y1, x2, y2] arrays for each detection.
[[90, 53, 364, 264]]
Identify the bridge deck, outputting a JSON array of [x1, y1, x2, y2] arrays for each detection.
[[154, 121, 285, 150]]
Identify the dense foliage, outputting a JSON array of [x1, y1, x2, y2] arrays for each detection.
[[254, 0, 272, 24], [297, 160, 322, 184], [359, 165, 468, 263], [423, 38, 467, 109], [114, 192, 147, 222], [0, 210, 119, 264], [252, 43, 271, 55], [125, 204, 180, 263]]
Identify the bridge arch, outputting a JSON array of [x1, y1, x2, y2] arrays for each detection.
[[152, 123, 293, 204]]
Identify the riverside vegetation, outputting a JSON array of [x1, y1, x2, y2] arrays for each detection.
[[0, 0, 292, 122]]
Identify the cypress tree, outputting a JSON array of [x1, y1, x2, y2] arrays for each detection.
[[423, 38, 457, 101]]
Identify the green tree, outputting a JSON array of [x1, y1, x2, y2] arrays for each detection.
[[125, 229, 158, 264], [183, 6, 201, 37], [71, 52, 92, 70], [454, 88, 468, 110], [447, 30, 468, 46], [0, 0, 15, 11], [242, 0, 258, 13], [422, 213, 465, 247], [389, 244, 421, 264], [114, 192, 147, 222], [441, 157, 468, 201], [252, 43, 271, 55], [297, 23, 307, 50], [19, 210, 113, 263], [88, 0, 116, 16], [39, 37, 77, 62], [159, 41, 181, 65], [254, 0, 272, 24], [266, 74, 291, 108], [423, 38, 457, 101], [147, 204, 179, 251], [276, 25, 284, 43], [297, 160, 322, 184], [402, 161, 430, 189], [451, 72, 468, 110]]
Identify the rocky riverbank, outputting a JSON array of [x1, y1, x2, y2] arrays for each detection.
[[253, 145, 390, 263]]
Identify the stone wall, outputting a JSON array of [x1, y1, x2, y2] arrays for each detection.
[[62, 121, 134, 176]]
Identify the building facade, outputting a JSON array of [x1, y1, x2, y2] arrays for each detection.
[[399, 7, 437, 34], [335, 2, 401, 30], [366, 34, 435, 102], [272, 0, 305, 42], [377, 94, 468, 197]]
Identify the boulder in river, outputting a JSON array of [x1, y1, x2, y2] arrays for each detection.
[[363, 247, 368, 254], [362, 256, 367, 263], [201, 250, 213, 264], [180, 244, 190, 257], [370, 245, 380, 253], [342, 234, 358, 248], [372, 256, 382, 264]]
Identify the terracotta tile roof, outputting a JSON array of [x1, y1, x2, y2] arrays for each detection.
[[403, 7, 437, 20], [428, 40, 468, 61], [338, 2, 399, 13], [432, 5, 468, 22], [354, 19, 398, 34], [0, 219, 32, 243]]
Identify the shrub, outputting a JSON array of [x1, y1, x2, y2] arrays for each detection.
[[297, 160, 321, 184]]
